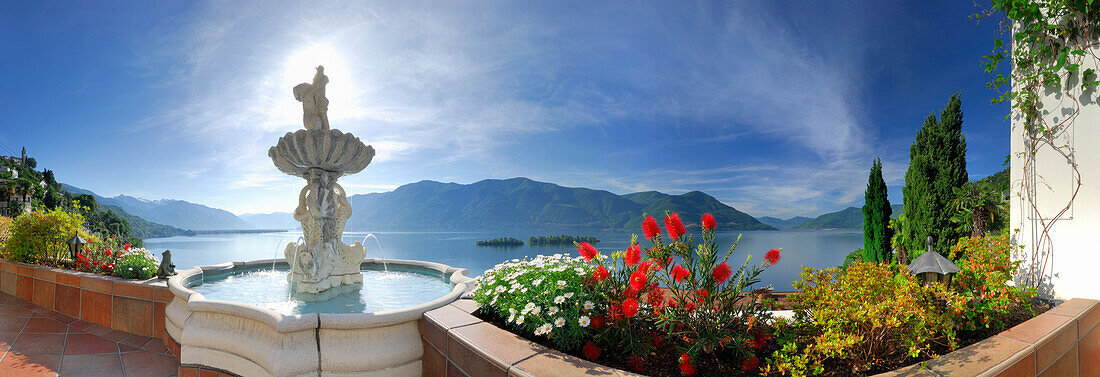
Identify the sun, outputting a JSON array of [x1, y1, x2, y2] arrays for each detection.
[[276, 43, 355, 123]]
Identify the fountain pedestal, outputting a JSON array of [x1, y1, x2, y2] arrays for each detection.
[[268, 66, 376, 294]]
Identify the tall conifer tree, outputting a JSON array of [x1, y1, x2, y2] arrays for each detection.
[[902, 93, 968, 258], [862, 158, 892, 262]]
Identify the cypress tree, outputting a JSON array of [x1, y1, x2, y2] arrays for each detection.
[[862, 158, 892, 263], [902, 93, 968, 258]]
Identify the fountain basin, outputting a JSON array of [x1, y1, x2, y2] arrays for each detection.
[[166, 258, 472, 377]]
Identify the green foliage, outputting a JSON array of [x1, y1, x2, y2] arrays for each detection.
[[2, 208, 86, 264], [112, 247, 159, 279], [950, 181, 1007, 237], [471, 255, 597, 351], [862, 158, 893, 263], [0, 216, 11, 247], [770, 262, 965, 375], [902, 94, 968, 259], [528, 235, 599, 246], [475, 237, 525, 247], [949, 235, 1035, 332]]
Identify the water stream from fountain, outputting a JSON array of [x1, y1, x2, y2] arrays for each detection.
[[272, 238, 292, 271], [361, 233, 389, 272]]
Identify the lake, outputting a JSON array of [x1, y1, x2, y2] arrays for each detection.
[[144, 229, 861, 290]]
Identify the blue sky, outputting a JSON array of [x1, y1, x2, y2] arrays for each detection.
[[0, 1, 1009, 218]]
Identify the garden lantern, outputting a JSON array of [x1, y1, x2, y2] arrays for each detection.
[[66, 233, 86, 261], [907, 236, 959, 285]]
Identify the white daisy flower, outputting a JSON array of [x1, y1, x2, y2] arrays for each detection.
[[584, 301, 594, 310], [508, 313, 515, 323], [548, 306, 559, 315], [532, 278, 543, 286], [495, 286, 506, 293], [557, 280, 567, 288], [564, 292, 574, 299], [516, 315, 525, 324], [553, 296, 565, 304], [554, 317, 566, 327], [521, 288, 528, 293], [578, 316, 591, 327], [530, 306, 541, 315]]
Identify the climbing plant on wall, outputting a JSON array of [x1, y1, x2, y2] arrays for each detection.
[[975, 0, 1100, 289]]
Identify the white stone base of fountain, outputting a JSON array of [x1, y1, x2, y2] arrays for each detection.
[[166, 258, 471, 377]]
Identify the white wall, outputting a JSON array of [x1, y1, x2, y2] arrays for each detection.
[[1010, 47, 1100, 300]]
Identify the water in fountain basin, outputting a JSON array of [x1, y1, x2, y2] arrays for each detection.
[[362, 233, 389, 272], [192, 266, 453, 315]]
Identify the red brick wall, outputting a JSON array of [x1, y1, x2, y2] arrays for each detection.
[[0, 259, 172, 339]]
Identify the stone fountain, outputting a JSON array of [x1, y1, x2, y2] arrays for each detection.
[[269, 66, 375, 295]]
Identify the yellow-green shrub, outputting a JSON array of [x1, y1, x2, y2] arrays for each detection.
[[950, 234, 1034, 331], [767, 262, 964, 375], [0, 216, 12, 248], [1, 208, 86, 264]]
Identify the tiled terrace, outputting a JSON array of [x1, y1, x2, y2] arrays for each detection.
[[0, 291, 179, 377]]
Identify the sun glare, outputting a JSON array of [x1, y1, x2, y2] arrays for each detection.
[[274, 43, 355, 127]]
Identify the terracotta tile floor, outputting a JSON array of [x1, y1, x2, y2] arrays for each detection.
[[0, 292, 179, 377]]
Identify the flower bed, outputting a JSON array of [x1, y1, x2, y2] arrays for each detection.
[[466, 213, 1044, 376]]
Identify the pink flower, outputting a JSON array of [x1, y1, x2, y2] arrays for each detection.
[[712, 262, 732, 284], [577, 242, 599, 262], [624, 245, 641, 267], [665, 213, 686, 240], [765, 248, 782, 266], [701, 213, 716, 231], [642, 216, 660, 239]]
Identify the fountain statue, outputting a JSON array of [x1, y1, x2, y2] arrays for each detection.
[[269, 66, 375, 294]]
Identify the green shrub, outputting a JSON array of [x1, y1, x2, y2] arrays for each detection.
[[113, 246, 159, 279], [950, 234, 1034, 331], [2, 208, 86, 264], [769, 262, 964, 375], [471, 254, 597, 351], [0, 216, 11, 248]]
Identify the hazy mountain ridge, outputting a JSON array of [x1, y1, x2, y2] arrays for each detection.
[[757, 216, 811, 229], [343, 178, 775, 231], [795, 204, 904, 230], [62, 184, 254, 230]]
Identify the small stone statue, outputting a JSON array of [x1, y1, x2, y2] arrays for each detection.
[[293, 65, 330, 131], [157, 250, 177, 279]]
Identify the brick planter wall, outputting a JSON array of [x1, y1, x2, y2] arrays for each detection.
[[0, 259, 173, 342], [424, 298, 1100, 377]]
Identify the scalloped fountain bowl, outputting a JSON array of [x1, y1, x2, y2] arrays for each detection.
[[166, 258, 471, 377]]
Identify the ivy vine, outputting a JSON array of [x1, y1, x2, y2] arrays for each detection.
[[975, 0, 1099, 292]]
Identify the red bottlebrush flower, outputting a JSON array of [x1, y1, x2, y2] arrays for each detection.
[[701, 213, 716, 231], [678, 354, 695, 376], [622, 298, 639, 317], [626, 355, 645, 371], [582, 342, 601, 361], [742, 356, 759, 371], [646, 287, 665, 309], [765, 248, 782, 266], [712, 262, 732, 284], [695, 289, 709, 298], [665, 213, 686, 240], [642, 216, 661, 239], [624, 245, 641, 266], [671, 264, 690, 283], [629, 270, 648, 292], [592, 265, 609, 281], [577, 242, 599, 262], [667, 297, 678, 308], [591, 316, 605, 329], [685, 301, 696, 311], [105, 249, 112, 257], [123, 243, 132, 251], [752, 333, 770, 350]]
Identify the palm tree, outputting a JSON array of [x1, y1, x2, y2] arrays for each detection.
[[950, 181, 1003, 237]]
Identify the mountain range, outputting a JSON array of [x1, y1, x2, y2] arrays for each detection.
[[757, 216, 812, 229], [343, 178, 775, 231], [62, 184, 254, 230], [65, 169, 1005, 236]]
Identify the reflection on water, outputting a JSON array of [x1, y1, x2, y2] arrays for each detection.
[[192, 268, 453, 315], [147, 230, 862, 290]]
